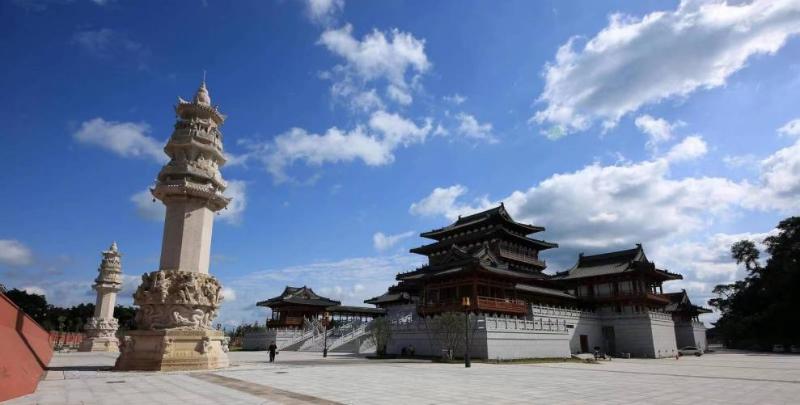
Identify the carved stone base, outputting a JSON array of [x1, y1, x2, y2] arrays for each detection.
[[78, 336, 120, 352], [114, 329, 229, 371]]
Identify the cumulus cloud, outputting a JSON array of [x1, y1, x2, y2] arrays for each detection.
[[304, 0, 344, 26], [386, 84, 413, 105], [411, 160, 748, 252], [218, 180, 247, 225], [778, 118, 800, 138], [318, 24, 430, 107], [651, 229, 778, 325], [245, 110, 431, 182], [373, 231, 414, 251], [455, 113, 497, 143], [130, 189, 163, 220], [664, 135, 708, 162], [534, 0, 800, 135], [755, 138, 800, 209], [0, 239, 34, 267], [130, 179, 247, 225], [74, 118, 165, 162], [409, 185, 493, 219], [635, 115, 685, 150]]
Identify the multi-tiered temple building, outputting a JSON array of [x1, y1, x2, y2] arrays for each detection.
[[366, 205, 709, 359]]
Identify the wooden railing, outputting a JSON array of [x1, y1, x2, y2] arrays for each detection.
[[419, 296, 528, 315], [475, 296, 527, 314]]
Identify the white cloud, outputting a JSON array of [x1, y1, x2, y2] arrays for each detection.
[[0, 240, 34, 267], [635, 115, 685, 150], [22, 286, 47, 296], [221, 287, 237, 302], [755, 138, 800, 210], [318, 24, 430, 108], [652, 229, 778, 325], [373, 231, 414, 251], [218, 180, 247, 225], [386, 84, 413, 105], [304, 0, 344, 26], [778, 118, 800, 138], [455, 112, 497, 143], [534, 0, 800, 135], [248, 110, 431, 182], [443, 93, 467, 105], [409, 185, 493, 219], [350, 89, 385, 112], [130, 179, 247, 225], [664, 135, 708, 162], [130, 189, 163, 220], [319, 24, 430, 87], [74, 118, 165, 162], [412, 159, 748, 251]]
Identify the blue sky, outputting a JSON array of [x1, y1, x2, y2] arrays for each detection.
[[2, 0, 800, 327]]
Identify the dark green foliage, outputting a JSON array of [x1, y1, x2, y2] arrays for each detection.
[[709, 217, 800, 350]]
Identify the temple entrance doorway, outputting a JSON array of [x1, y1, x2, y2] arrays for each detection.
[[580, 335, 589, 353], [602, 326, 616, 355]]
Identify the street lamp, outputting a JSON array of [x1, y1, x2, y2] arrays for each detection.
[[462, 296, 471, 368], [322, 312, 330, 358]]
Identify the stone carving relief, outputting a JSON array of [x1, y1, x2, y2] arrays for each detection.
[[197, 336, 212, 354], [84, 317, 120, 338], [134, 270, 223, 330]]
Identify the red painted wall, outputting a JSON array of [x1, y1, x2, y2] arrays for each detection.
[[0, 292, 54, 402]]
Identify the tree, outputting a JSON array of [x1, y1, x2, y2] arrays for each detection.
[[424, 312, 480, 360], [5, 288, 50, 324], [367, 317, 392, 356], [709, 217, 800, 350]]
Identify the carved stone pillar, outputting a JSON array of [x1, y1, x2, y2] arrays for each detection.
[[79, 242, 123, 352], [115, 81, 230, 371]]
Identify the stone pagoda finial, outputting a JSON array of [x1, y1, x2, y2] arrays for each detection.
[[193, 79, 211, 106], [79, 242, 123, 352]]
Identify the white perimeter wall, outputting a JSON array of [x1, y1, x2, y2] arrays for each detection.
[[675, 321, 708, 351], [384, 304, 680, 359]]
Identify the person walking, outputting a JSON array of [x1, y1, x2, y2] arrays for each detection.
[[268, 341, 278, 363]]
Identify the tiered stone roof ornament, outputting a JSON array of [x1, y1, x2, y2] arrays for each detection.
[[79, 242, 123, 352], [116, 79, 231, 371]]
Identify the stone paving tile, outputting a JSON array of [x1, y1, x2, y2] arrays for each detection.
[[7, 351, 800, 404]]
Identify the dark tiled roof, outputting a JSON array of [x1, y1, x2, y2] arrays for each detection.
[[420, 204, 546, 239], [411, 226, 557, 255], [257, 285, 341, 308], [514, 283, 576, 300], [398, 245, 547, 282], [554, 245, 682, 281], [364, 291, 411, 305]]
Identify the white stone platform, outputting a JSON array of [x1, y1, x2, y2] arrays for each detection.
[[8, 350, 800, 404]]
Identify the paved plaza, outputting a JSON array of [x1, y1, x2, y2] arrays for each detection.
[[8, 350, 800, 404]]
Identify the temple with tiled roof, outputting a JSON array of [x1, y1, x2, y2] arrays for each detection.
[[390, 204, 569, 317], [553, 244, 683, 313], [365, 205, 708, 359]]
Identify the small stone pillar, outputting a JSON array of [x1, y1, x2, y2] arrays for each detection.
[[79, 242, 123, 352]]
